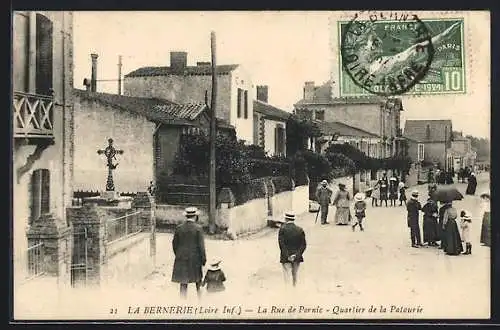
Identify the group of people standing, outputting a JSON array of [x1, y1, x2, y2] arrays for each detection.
[[370, 172, 407, 207], [406, 183, 490, 255]]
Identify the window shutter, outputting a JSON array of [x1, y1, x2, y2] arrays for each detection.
[[31, 169, 50, 223], [244, 90, 248, 119], [274, 126, 279, 156], [237, 88, 242, 118], [36, 14, 53, 96]]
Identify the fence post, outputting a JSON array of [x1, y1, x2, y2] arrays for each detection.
[[26, 213, 72, 288], [132, 192, 156, 267]]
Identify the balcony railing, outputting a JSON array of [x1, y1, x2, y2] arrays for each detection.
[[13, 91, 55, 139]]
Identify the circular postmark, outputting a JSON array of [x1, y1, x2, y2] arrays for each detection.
[[340, 11, 435, 96]]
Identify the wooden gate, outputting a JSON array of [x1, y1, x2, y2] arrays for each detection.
[[71, 227, 88, 287]]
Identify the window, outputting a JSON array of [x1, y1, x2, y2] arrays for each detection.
[[315, 110, 325, 121], [237, 88, 242, 118], [31, 168, 50, 224], [417, 143, 425, 161], [425, 124, 431, 140], [275, 124, 286, 157], [36, 14, 53, 96], [244, 90, 248, 119]]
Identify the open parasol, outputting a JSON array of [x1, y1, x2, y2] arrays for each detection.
[[431, 187, 464, 203]]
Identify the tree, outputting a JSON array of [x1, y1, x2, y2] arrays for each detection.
[[286, 114, 322, 156], [466, 135, 490, 162]]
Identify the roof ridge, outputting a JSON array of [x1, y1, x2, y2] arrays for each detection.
[[330, 121, 378, 136]]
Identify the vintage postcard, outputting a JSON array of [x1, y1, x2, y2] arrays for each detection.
[[12, 10, 491, 321]]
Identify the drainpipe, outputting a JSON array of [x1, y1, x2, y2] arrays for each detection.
[[91, 53, 98, 92], [61, 12, 67, 222]]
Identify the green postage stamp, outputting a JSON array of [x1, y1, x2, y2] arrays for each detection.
[[338, 17, 466, 97]]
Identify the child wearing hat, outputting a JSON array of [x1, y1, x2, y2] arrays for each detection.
[[352, 192, 367, 231], [202, 258, 226, 293], [460, 210, 472, 255]]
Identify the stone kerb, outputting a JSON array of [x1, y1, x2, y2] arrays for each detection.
[[26, 213, 72, 286]]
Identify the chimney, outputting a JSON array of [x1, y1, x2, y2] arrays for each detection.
[[90, 53, 98, 92], [303, 81, 315, 101], [170, 51, 188, 73], [256, 85, 269, 103]]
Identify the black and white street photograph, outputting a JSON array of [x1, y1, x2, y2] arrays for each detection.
[[11, 10, 491, 320]]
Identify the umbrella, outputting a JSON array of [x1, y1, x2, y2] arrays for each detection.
[[432, 187, 464, 203]]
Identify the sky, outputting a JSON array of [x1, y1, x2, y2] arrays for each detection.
[[73, 11, 490, 139]]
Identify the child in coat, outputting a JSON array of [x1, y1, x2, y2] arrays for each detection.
[[352, 192, 367, 231], [398, 181, 407, 206], [202, 258, 226, 293], [460, 210, 472, 255]]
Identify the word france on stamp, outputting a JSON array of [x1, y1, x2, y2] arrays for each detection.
[[338, 13, 465, 97]]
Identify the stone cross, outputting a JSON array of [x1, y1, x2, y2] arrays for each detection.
[[97, 138, 124, 191]]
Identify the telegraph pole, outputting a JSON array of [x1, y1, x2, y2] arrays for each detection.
[[444, 125, 448, 172], [118, 55, 123, 95], [208, 32, 217, 234]]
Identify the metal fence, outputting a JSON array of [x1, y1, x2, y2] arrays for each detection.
[[26, 241, 45, 281], [106, 211, 142, 245]]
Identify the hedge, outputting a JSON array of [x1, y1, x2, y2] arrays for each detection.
[[272, 176, 294, 194]]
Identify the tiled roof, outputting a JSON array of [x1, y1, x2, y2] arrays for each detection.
[[73, 89, 233, 129], [253, 100, 291, 121], [403, 119, 453, 143], [294, 81, 386, 106], [125, 64, 239, 78], [319, 121, 380, 138]]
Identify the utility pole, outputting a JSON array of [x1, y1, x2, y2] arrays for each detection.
[[118, 55, 123, 95], [208, 32, 217, 234], [444, 125, 448, 172]]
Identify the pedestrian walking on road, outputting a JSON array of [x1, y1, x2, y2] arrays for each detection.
[[371, 185, 380, 207], [422, 193, 439, 246], [466, 172, 478, 195], [316, 180, 333, 225], [406, 190, 423, 248], [171, 207, 207, 299], [480, 192, 491, 247], [333, 183, 351, 225], [352, 193, 367, 232], [442, 206, 463, 256], [278, 211, 307, 287], [398, 181, 407, 206], [459, 210, 472, 255], [202, 258, 226, 293]]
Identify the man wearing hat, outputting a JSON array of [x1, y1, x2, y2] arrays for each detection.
[[278, 211, 307, 287], [171, 207, 207, 298], [315, 179, 333, 224], [406, 190, 423, 248]]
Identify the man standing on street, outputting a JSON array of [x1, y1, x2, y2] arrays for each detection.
[[316, 179, 333, 224], [406, 190, 423, 248], [278, 211, 307, 287], [172, 207, 207, 299]]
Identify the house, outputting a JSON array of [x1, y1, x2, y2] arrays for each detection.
[[123, 51, 253, 144], [450, 131, 477, 171], [403, 119, 454, 169], [318, 121, 381, 158], [74, 65, 234, 193], [12, 11, 74, 282], [293, 80, 405, 158], [252, 85, 290, 157]]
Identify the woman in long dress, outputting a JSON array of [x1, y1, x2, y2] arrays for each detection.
[[480, 193, 491, 247], [333, 183, 351, 225], [371, 186, 380, 207], [438, 201, 453, 249], [466, 173, 478, 195], [442, 205, 463, 255], [422, 193, 439, 246]]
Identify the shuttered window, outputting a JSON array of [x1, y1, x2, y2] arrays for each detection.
[[36, 14, 53, 96], [275, 124, 285, 157], [31, 169, 50, 223]]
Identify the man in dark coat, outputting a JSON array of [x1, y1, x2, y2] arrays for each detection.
[[406, 190, 423, 248], [422, 193, 439, 246], [316, 179, 333, 224], [466, 172, 477, 195], [438, 201, 453, 249], [376, 172, 389, 207], [278, 211, 307, 287], [172, 207, 207, 298]]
